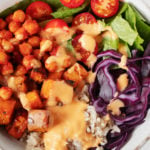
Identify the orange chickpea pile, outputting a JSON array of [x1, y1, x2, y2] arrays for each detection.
[[0, 7, 89, 140]]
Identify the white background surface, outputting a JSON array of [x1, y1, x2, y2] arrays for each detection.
[[0, 0, 150, 150]]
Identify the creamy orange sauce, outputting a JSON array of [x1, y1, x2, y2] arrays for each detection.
[[47, 80, 73, 106], [86, 54, 97, 68], [45, 28, 75, 46], [118, 43, 128, 57], [107, 99, 125, 116], [7, 76, 16, 91], [79, 34, 96, 52], [86, 71, 96, 84], [103, 26, 118, 40], [44, 101, 100, 150], [117, 73, 129, 92], [118, 55, 128, 70], [45, 47, 71, 72], [77, 22, 103, 36]]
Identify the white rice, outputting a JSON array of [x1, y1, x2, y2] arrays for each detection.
[[25, 132, 44, 150], [85, 105, 120, 147]]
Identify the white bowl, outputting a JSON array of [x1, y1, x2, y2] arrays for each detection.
[[0, 0, 149, 150]]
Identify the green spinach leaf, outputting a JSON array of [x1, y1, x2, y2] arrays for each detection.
[[66, 39, 76, 57], [51, 0, 90, 19]]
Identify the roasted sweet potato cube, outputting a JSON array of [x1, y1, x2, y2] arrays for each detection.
[[63, 63, 88, 87], [48, 71, 63, 80], [41, 79, 53, 99], [14, 76, 27, 92], [28, 109, 49, 132], [41, 79, 73, 106], [19, 91, 43, 111], [0, 100, 16, 125], [6, 109, 27, 139], [7, 76, 27, 93]]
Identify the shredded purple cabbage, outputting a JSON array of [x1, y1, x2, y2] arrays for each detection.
[[89, 43, 150, 150]]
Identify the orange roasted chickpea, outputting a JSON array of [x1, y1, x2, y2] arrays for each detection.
[[28, 109, 49, 132], [1, 62, 14, 75], [22, 55, 42, 70], [19, 42, 32, 56], [9, 38, 20, 46], [30, 68, 45, 83], [28, 36, 40, 48], [0, 87, 13, 100], [14, 27, 28, 41], [6, 109, 27, 139], [0, 19, 7, 30], [45, 61, 58, 72], [33, 49, 41, 59], [23, 19, 40, 35], [40, 39, 53, 55], [1, 39, 14, 53], [12, 10, 26, 23], [0, 50, 8, 64], [0, 30, 13, 40], [0, 100, 16, 125], [15, 65, 27, 76], [8, 21, 21, 33], [63, 57, 72, 68]]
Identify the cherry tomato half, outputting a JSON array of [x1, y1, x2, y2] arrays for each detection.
[[26, 1, 53, 20], [72, 34, 98, 62], [91, 0, 119, 18], [72, 12, 97, 26], [45, 19, 69, 30], [60, 0, 85, 8]]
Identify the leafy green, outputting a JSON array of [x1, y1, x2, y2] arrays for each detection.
[[66, 39, 76, 57], [0, 0, 63, 18], [136, 18, 150, 47], [125, 5, 144, 51], [125, 5, 136, 30], [117, 2, 128, 16], [131, 5, 146, 22], [51, 0, 90, 19], [129, 6, 150, 47], [133, 35, 144, 51], [111, 16, 138, 46], [102, 37, 118, 51], [43, 0, 63, 9]]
